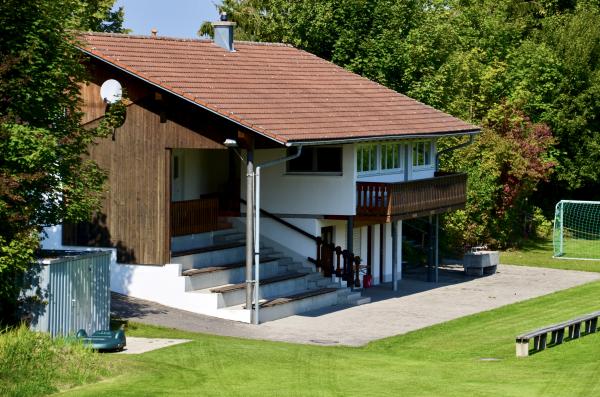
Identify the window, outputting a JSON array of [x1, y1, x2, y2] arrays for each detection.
[[357, 144, 378, 173], [287, 147, 342, 173], [357, 143, 404, 175], [412, 142, 432, 167], [381, 143, 402, 170]]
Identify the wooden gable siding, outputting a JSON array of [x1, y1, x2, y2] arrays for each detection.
[[64, 73, 227, 264]]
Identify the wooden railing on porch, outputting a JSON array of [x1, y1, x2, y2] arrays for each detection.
[[356, 172, 467, 219], [314, 238, 363, 287], [170, 196, 219, 237]]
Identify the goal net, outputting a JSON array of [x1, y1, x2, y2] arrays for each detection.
[[553, 200, 600, 260]]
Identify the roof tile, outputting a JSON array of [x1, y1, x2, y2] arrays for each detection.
[[78, 32, 479, 144]]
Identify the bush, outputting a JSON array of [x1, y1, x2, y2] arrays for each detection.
[[0, 325, 108, 397], [531, 207, 553, 238], [443, 105, 556, 249]]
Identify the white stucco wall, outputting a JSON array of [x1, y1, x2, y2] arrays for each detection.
[[172, 149, 229, 201], [244, 145, 356, 216], [41, 225, 118, 269]]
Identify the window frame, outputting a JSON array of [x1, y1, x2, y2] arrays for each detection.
[[356, 142, 405, 176], [411, 141, 434, 169]]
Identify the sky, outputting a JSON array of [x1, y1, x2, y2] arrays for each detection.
[[114, 0, 222, 38]]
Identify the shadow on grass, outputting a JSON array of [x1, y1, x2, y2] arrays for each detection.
[[506, 237, 552, 253]]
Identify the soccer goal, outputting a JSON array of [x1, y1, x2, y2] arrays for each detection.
[[553, 200, 600, 260]]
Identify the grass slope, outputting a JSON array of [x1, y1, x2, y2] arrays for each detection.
[[501, 238, 600, 272], [59, 281, 600, 397], [0, 326, 109, 397]]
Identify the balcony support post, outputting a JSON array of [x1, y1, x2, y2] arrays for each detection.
[[346, 216, 354, 282], [427, 215, 435, 282], [435, 214, 439, 283], [391, 220, 399, 291]]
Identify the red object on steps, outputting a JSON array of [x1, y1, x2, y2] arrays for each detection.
[[363, 274, 373, 288]]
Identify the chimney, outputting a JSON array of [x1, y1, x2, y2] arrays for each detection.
[[211, 12, 236, 52], [151, 28, 158, 37]]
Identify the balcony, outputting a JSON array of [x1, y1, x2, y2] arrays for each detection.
[[356, 172, 467, 221]]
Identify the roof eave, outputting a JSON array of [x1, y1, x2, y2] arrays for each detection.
[[78, 47, 289, 147], [285, 129, 481, 146]]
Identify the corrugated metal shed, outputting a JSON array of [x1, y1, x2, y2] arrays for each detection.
[[27, 250, 111, 337]]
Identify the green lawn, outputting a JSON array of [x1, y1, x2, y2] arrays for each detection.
[[500, 238, 600, 272], [58, 280, 600, 397]]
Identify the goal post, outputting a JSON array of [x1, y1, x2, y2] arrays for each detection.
[[553, 200, 600, 260]]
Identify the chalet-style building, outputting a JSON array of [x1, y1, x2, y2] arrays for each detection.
[[43, 21, 479, 323]]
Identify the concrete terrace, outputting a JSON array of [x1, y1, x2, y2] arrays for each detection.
[[111, 264, 600, 346]]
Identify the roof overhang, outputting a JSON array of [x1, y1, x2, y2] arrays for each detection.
[[79, 46, 480, 148], [79, 48, 288, 146], [286, 130, 480, 146]]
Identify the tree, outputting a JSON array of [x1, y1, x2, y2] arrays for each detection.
[[0, 0, 125, 324]]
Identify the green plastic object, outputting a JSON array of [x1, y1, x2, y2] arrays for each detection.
[[77, 329, 126, 351]]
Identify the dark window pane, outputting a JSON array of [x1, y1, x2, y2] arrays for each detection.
[[316, 147, 342, 172], [288, 148, 314, 172]]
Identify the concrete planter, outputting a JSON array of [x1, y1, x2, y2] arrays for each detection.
[[463, 250, 499, 276]]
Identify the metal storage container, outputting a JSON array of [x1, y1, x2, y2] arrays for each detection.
[[25, 250, 111, 337]]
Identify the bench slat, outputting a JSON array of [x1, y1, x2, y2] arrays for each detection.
[[516, 311, 600, 341]]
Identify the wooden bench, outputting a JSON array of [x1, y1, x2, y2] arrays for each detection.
[[515, 310, 600, 357]]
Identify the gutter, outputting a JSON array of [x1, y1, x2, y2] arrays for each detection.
[[435, 134, 476, 171], [287, 130, 480, 147]]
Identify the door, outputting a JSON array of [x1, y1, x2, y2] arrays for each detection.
[[352, 227, 362, 258], [171, 150, 184, 201], [320, 226, 334, 277]]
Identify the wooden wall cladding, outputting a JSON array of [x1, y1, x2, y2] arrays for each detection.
[[80, 82, 106, 125], [66, 70, 228, 264]]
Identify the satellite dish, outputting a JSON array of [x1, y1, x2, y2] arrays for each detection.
[[100, 79, 122, 104]]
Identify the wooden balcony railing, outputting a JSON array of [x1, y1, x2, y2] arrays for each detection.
[[356, 172, 467, 219], [170, 196, 219, 237]]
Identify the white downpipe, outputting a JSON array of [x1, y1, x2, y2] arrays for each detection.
[[252, 146, 303, 325], [253, 167, 261, 325]]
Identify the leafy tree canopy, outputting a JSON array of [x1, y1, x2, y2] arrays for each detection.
[[205, 0, 600, 247], [0, 0, 126, 324]]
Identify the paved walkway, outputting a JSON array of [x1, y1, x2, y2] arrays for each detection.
[[116, 337, 191, 354], [111, 264, 600, 346]]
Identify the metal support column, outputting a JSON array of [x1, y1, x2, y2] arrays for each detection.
[[245, 147, 254, 313], [346, 216, 354, 283], [427, 215, 434, 282], [435, 214, 439, 283], [392, 220, 398, 291]]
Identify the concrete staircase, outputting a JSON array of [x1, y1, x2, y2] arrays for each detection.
[[170, 228, 370, 323]]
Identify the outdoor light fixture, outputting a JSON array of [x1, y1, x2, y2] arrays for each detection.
[[223, 138, 238, 147]]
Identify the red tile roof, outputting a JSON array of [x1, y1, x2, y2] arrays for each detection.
[[78, 32, 479, 145]]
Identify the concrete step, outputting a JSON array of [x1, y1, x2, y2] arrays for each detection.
[[173, 242, 273, 270], [171, 228, 239, 252], [346, 291, 371, 306], [253, 287, 341, 323], [213, 232, 245, 244], [210, 272, 311, 307], [183, 257, 289, 291]]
